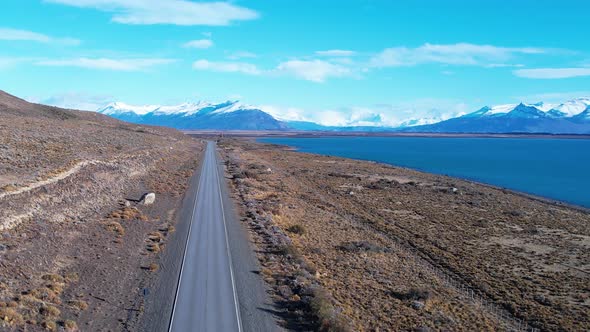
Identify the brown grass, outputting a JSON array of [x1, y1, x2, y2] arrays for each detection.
[[68, 300, 88, 311], [64, 272, 79, 283], [39, 305, 60, 318], [0, 307, 24, 326], [310, 287, 350, 332], [286, 224, 306, 235], [148, 231, 163, 242], [105, 221, 125, 237], [41, 320, 57, 331], [41, 274, 64, 283], [1, 184, 17, 192], [108, 207, 148, 221], [63, 319, 78, 331], [146, 243, 161, 253], [46, 283, 64, 294], [30, 288, 61, 304]]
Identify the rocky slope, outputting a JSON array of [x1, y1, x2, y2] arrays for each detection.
[[0, 90, 204, 331]]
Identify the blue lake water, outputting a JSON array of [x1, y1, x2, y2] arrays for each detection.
[[258, 137, 590, 208]]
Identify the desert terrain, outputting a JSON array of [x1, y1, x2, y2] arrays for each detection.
[[0, 91, 203, 331], [218, 138, 590, 331]]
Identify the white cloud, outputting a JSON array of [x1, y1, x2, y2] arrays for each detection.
[[0, 27, 80, 45], [517, 91, 590, 103], [257, 105, 309, 122], [485, 63, 525, 68], [259, 98, 470, 127], [370, 43, 545, 67], [226, 51, 257, 60], [192, 59, 261, 75], [36, 57, 176, 71], [513, 67, 590, 79], [0, 57, 28, 69], [315, 50, 357, 57], [183, 39, 213, 49], [44, 0, 259, 26], [275, 60, 352, 83], [38, 92, 114, 111], [192, 58, 351, 82]]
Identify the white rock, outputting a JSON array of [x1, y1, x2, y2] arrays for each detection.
[[141, 193, 156, 205]]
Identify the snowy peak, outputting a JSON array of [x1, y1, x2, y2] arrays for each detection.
[[547, 98, 590, 118], [96, 100, 258, 117], [505, 103, 547, 119], [462, 98, 590, 119]]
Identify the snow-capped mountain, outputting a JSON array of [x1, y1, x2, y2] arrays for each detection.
[[96, 100, 288, 130], [402, 98, 590, 134], [96, 97, 590, 133]]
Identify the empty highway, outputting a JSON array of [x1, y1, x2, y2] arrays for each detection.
[[168, 141, 278, 332]]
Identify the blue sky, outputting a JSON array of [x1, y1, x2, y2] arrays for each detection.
[[1, 0, 589, 126]]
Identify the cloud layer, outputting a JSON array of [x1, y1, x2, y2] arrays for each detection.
[[44, 0, 259, 26], [513, 67, 590, 79], [0, 27, 80, 45], [183, 39, 213, 49], [36, 57, 176, 71], [370, 43, 544, 67], [192, 59, 261, 75]]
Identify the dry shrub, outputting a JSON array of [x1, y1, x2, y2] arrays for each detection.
[[41, 274, 64, 283], [286, 224, 306, 235], [30, 288, 61, 304], [147, 263, 159, 272], [148, 231, 163, 242], [1, 184, 18, 192], [64, 272, 79, 283], [310, 287, 350, 332], [39, 305, 60, 318], [105, 221, 125, 237], [277, 244, 299, 258], [46, 283, 64, 294], [108, 207, 148, 221], [0, 307, 24, 326], [63, 319, 78, 331], [16, 294, 38, 307], [68, 300, 88, 311], [146, 243, 161, 253], [42, 320, 57, 331], [390, 287, 432, 301]]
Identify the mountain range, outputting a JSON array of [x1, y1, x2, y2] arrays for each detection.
[[96, 97, 590, 134]]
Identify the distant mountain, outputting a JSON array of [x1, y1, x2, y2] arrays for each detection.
[[96, 97, 590, 134], [97, 101, 289, 130], [401, 98, 590, 134]]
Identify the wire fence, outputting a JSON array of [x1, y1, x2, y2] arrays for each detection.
[[381, 234, 540, 332]]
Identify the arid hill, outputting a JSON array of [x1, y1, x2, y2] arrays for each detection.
[[0, 90, 203, 331]]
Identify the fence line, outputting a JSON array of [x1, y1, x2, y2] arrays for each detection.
[[380, 234, 539, 332]]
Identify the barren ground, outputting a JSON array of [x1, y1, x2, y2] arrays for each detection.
[[0, 91, 203, 331], [219, 138, 590, 332]]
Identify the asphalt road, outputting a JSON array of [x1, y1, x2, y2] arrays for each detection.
[[169, 141, 278, 332]]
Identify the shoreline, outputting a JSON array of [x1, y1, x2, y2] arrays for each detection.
[[185, 130, 590, 139], [252, 138, 590, 214]]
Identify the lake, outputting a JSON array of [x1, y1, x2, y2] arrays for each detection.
[[258, 137, 590, 208]]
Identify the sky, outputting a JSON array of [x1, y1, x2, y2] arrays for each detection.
[[1, 0, 590, 126]]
